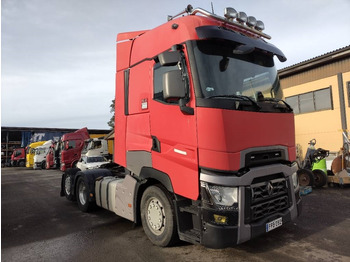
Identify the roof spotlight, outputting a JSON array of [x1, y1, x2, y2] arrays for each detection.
[[255, 20, 265, 31], [236, 12, 248, 23], [224, 7, 237, 21], [246, 16, 257, 28]]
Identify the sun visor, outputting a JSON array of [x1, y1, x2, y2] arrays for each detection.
[[196, 26, 287, 62]]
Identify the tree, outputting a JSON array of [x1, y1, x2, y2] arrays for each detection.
[[108, 99, 115, 129]]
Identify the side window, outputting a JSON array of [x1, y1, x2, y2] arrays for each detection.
[[153, 63, 179, 102], [68, 140, 76, 149], [347, 82, 350, 107], [285, 87, 333, 114], [285, 96, 299, 114]]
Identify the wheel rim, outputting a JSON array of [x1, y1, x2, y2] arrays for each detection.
[[64, 176, 71, 195], [299, 173, 310, 186], [78, 181, 87, 205], [146, 197, 165, 236]]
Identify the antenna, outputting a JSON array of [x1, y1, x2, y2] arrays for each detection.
[[211, 2, 215, 14]]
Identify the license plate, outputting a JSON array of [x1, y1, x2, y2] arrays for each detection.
[[266, 217, 282, 232]]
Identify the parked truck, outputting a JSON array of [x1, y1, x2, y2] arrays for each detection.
[[10, 148, 26, 167], [33, 140, 53, 169], [26, 141, 47, 168], [46, 140, 61, 169], [81, 138, 112, 159], [61, 5, 301, 248], [60, 128, 90, 171]]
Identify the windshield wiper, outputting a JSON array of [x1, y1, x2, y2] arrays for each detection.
[[262, 98, 293, 112], [207, 94, 261, 111]]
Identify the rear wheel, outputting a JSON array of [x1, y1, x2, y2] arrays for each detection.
[[19, 160, 25, 167], [297, 169, 315, 187], [41, 161, 46, 170], [76, 176, 94, 212], [140, 185, 178, 247], [313, 169, 327, 187], [63, 168, 80, 201]]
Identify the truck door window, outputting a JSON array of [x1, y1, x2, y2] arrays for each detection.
[[66, 140, 76, 150]]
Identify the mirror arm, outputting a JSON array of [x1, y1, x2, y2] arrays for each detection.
[[179, 98, 194, 115]]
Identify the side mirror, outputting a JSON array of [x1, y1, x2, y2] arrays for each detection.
[[158, 51, 181, 66], [163, 70, 186, 100]]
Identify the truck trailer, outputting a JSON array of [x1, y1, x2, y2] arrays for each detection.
[[61, 5, 301, 248]]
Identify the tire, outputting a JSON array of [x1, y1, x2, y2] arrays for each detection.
[[63, 168, 80, 201], [297, 169, 315, 187], [140, 185, 178, 247], [312, 169, 327, 187], [41, 161, 46, 170], [19, 161, 25, 167], [76, 176, 94, 212]]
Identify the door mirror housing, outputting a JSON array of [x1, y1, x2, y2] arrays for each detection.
[[158, 51, 181, 66], [163, 70, 186, 100]]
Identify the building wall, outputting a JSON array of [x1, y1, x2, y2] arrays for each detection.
[[280, 55, 350, 156], [283, 75, 343, 153]]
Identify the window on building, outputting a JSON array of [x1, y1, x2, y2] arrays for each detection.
[[347, 82, 350, 107], [285, 87, 333, 114]]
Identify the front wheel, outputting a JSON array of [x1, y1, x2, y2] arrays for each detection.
[[297, 169, 315, 187], [76, 176, 94, 212], [140, 185, 178, 247], [312, 169, 327, 187]]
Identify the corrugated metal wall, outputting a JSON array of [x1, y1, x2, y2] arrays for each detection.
[[280, 58, 350, 89]]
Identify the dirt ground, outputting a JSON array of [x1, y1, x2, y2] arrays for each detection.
[[2, 167, 350, 262]]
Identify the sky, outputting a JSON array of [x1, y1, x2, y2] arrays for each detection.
[[1, 0, 350, 130]]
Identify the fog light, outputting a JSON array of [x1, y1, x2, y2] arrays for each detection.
[[214, 214, 228, 225]]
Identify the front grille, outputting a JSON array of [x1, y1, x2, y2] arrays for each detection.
[[248, 175, 290, 223]]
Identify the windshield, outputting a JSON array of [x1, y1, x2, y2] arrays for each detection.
[[193, 40, 282, 102], [35, 147, 48, 155], [86, 156, 106, 163]]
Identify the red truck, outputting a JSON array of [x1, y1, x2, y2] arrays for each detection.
[[60, 128, 90, 171], [46, 140, 61, 169], [61, 5, 301, 248], [11, 148, 26, 167]]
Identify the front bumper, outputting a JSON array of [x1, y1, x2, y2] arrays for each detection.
[[199, 163, 301, 249]]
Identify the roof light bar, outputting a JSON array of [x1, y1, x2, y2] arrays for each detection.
[[167, 5, 271, 39]]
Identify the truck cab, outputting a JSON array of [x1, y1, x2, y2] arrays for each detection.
[[81, 138, 111, 159], [11, 148, 26, 167], [26, 141, 47, 168], [61, 5, 301, 249], [46, 140, 61, 169], [33, 140, 52, 169], [60, 128, 90, 171]]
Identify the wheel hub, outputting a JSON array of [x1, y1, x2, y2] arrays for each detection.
[[147, 198, 165, 235], [78, 182, 87, 205], [65, 176, 71, 195]]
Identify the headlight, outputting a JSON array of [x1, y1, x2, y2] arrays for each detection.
[[292, 172, 299, 190], [201, 182, 238, 207]]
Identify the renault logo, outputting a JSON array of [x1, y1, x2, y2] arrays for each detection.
[[266, 182, 274, 195]]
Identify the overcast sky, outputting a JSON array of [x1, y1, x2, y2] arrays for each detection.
[[2, 0, 350, 130]]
